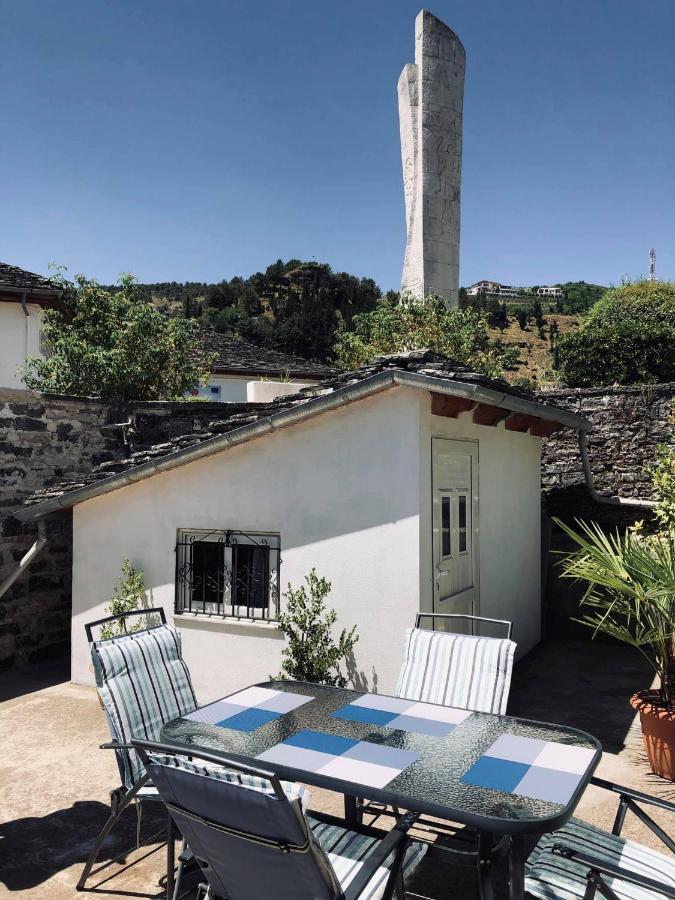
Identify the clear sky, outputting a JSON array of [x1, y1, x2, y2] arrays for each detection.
[[2, 0, 673, 291]]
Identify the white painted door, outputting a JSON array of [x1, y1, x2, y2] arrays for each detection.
[[432, 438, 479, 626]]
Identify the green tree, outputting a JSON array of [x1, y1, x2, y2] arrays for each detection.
[[557, 281, 675, 387], [334, 293, 519, 377], [99, 559, 147, 640], [276, 570, 359, 687], [22, 272, 215, 400]]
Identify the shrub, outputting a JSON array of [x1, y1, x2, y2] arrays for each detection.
[[99, 559, 147, 639], [22, 271, 215, 400], [276, 570, 358, 687], [334, 293, 519, 377], [557, 281, 675, 387]]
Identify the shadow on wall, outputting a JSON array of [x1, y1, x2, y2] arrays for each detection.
[[345, 651, 379, 694], [508, 639, 653, 755], [542, 484, 651, 640]]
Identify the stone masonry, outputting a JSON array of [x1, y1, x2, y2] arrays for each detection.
[[538, 383, 674, 637], [399, 10, 465, 306], [0, 389, 242, 670]]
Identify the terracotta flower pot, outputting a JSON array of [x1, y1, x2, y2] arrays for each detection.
[[630, 690, 675, 781]]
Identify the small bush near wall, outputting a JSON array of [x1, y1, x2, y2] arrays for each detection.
[[276, 569, 358, 687]]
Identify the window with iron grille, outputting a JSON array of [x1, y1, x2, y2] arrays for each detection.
[[175, 530, 280, 620]]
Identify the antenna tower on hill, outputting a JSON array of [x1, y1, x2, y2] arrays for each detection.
[[649, 248, 656, 282]]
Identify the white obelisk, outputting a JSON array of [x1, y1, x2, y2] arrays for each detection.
[[398, 10, 465, 307]]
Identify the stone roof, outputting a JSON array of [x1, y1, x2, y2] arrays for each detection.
[[200, 329, 337, 378], [19, 350, 590, 519], [0, 263, 59, 295]]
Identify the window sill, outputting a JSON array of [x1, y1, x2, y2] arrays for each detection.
[[173, 613, 283, 633]]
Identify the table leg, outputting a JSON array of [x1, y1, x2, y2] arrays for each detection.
[[508, 835, 525, 900], [166, 813, 175, 900], [344, 794, 361, 829], [477, 831, 496, 900]]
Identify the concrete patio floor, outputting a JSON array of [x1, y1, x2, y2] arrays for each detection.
[[1, 639, 674, 899]]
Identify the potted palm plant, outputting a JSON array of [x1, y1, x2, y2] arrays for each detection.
[[555, 412, 675, 779]]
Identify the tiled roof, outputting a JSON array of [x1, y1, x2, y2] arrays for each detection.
[[19, 350, 589, 518], [0, 263, 59, 294], [200, 329, 337, 378]]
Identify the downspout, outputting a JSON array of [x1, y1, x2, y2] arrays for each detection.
[[578, 430, 656, 509], [0, 520, 48, 602], [20, 290, 30, 362]]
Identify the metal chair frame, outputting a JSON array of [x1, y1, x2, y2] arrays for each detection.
[[546, 775, 675, 899], [357, 611, 515, 892], [134, 738, 418, 900], [78, 608, 179, 898], [414, 611, 513, 640]]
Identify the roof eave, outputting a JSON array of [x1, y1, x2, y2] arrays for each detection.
[[15, 371, 590, 522], [211, 366, 331, 380]]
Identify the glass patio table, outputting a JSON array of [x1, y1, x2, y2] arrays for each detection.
[[161, 679, 602, 899]]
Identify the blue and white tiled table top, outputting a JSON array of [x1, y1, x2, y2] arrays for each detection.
[[162, 680, 602, 836]]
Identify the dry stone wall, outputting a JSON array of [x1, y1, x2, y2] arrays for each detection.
[[0, 389, 233, 670], [538, 383, 675, 637]]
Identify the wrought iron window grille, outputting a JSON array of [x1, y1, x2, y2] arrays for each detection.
[[175, 529, 281, 621]]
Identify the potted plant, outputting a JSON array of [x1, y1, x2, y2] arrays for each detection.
[[555, 411, 675, 778]]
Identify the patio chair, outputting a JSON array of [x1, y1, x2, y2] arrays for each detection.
[[133, 737, 428, 900], [524, 774, 675, 899], [395, 613, 516, 715], [78, 609, 306, 897], [355, 613, 516, 849]]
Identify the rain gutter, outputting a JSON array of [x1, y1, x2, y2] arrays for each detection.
[[14, 370, 591, 523], [0, 520, 48, 601], [578, 430, 656, 510]]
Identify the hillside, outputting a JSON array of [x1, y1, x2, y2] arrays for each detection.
[[103, 263, 604, 385]]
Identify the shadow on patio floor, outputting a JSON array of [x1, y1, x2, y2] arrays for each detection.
[[509, 638, 653, 754], [0, 799, 169, 894]]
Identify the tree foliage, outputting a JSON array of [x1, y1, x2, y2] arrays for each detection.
[[99, 559, 147, 640], [333, 293, 519, 376], [22, 272, 215, 400], [556, 280, 675, 387], [276, 570, 358, 687]]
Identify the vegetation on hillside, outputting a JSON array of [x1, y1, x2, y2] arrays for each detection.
[[335, 293, 519, 378], [22, 272, 214, 400], [557, 280, 675, 387]]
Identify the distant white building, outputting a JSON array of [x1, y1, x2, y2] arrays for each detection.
[[536, 286, 563, 299], [195, 329, 337, 403], [466, 281, 522, 299], [466, 280, 501, 296], [0, 263, 61, 390]]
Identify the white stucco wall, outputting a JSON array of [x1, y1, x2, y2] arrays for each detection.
[[71, 387, 423, 702], [418, 405, 542, 656], [0, 301, 43, 389], [196, 375, 317, 403]]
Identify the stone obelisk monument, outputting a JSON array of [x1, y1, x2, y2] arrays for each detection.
[[398, 10, 465, 307]]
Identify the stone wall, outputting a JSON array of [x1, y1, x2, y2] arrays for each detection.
[[538, 383, 674, 637], [0, 388, 235, 670]]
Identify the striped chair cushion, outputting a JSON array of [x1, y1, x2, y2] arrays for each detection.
[[394, 627, 516, 715], [149, 752, 310, 810], [525, 817, 675, 900], [310, 819, 427, 900], [92, 624, 197, 787]]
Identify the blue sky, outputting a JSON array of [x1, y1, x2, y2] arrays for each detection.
[[2, 0, 673, 291]]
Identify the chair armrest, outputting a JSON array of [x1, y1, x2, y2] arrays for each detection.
[[552, 843, 675, 899], [100, 740, 136, 751], [342, 815, 416, 900], [592, 775, 675, 814]]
